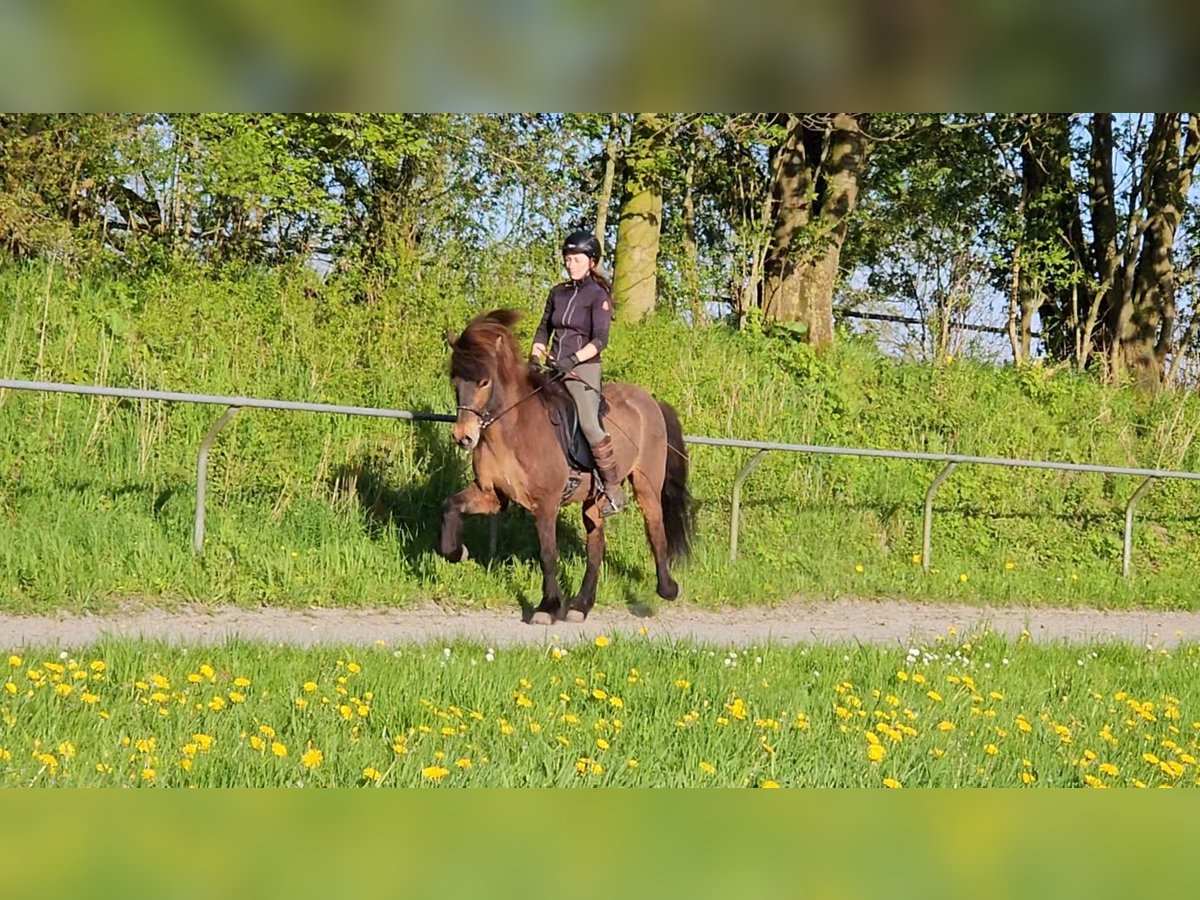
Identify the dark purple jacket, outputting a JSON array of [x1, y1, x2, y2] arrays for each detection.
[[533, 274, 613, 364]]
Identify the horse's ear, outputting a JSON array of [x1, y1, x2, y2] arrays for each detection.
[[445, 330, 458, 348], [495, 335, 504, 352]]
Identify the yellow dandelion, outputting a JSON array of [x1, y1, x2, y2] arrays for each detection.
[[347, 662, 361, 674], [984, 743, 999, 756], [1099, 763, 1119, 777], [761, 780, 781, 789], [627, 759, 639, 769], [455, 758, 472, 769], [249, 735, 266, 752], [422, 765, 450, 781], [882, 778, 902, 788], [594, 636, 610, 648], [7, 655, 22, 667], [938, 720, 955, 732], [302, 682, 318, 693], [272, 742, 287, 757], [228, 692, 245, 704], [699, 761, 716, 775], [363, 766, 383, 781], [596, 738, 610, 751], [855, 564, 864, 573], [867, 743, 886, 763], [1004, 561, 1015, 570], [958, 574, 968, 583], [302, 747, 324, 769], [927, 690, 943, 702], [1021, 772, 1036, 784], [140, 768, 156, 782]]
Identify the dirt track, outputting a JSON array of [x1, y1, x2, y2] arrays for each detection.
[[4, 598, 1200, 649]]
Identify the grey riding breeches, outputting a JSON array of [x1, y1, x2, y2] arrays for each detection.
[[565, 361, 606, 444]]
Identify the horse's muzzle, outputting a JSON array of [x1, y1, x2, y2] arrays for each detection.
[[457, 435, 477, 452]]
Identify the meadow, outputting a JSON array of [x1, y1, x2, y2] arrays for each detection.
[[6, 259, 1200, 615], [4, 627, 1199, 788]]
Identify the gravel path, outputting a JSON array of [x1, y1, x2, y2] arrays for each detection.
[[4, 598, 1200, 649]]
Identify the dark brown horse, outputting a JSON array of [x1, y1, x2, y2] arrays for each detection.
[[439, 309, 694, 623]]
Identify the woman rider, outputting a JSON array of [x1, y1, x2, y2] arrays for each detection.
[[530, 229, 626, 516]]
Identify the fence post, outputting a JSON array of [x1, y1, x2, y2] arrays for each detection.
[[1122, 476, 1156, 578], [922, 462, 958, 572], [194, 406, 241, 554], [730, 450, 771, 562]]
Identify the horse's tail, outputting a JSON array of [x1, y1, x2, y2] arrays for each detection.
[[658, 400, 695, 562]]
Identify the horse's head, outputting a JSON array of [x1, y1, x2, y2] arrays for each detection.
[[446, 309, 526, 451]]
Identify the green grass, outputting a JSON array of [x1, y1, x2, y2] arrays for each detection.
[[5, 257, 1200, 613], [3, 630, 1199, 787]]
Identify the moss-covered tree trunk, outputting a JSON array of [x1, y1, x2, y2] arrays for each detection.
[[613, 114, 663, 323]]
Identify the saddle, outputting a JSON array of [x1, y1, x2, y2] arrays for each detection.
[[546, 390, 610, 501]]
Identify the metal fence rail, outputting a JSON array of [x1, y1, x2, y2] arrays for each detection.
[[3, 377, 1197, 577]]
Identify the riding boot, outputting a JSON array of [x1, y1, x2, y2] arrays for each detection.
[[589, 434, 626, 517]]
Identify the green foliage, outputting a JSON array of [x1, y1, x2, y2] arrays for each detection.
[[6, 261, 1200, 614]]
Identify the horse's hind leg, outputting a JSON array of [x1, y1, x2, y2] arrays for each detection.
[[630, 467, 680, 601], [565, 500, 606, 622]]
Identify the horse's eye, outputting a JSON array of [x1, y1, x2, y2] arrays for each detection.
[[478, 379, 492, 391]]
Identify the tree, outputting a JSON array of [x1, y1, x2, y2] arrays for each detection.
[[761, 114, 870, 348]]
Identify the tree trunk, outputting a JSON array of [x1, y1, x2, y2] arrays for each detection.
[[613, 113, 663, 323], [1017, 113, 1086, 363], [682, 148, 703, 325], [1119, 114, 1200, 389], [593, 113, 620, 244], [762, 114, 867, 349]]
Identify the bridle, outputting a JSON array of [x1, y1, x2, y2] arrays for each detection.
[[457, 368, 566, 431]]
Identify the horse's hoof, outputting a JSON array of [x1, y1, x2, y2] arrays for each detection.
[[530, 611, 554, 626], [564, 609, 587, 623], [658, 581, 680, 601]]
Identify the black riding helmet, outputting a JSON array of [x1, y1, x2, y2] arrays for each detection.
[[562, 229, 601, 262]]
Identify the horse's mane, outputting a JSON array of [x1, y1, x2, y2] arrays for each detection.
[[450, 309, 528, 386]]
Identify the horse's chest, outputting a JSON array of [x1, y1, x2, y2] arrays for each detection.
[[475, 447, 534, 507]]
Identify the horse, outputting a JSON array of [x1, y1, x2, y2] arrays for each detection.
[[438, 308, 694, 624]]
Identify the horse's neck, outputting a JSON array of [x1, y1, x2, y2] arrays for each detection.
[[481, 375, 553, 454]]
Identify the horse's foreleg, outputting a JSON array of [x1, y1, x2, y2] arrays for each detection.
[[529, 505, 564, 625], [630, 467, 680, 600], [438, 483, 501, 562], [566, 501, 606, 622]]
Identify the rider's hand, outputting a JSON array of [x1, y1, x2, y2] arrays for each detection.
[[551, 354, 579, 375]]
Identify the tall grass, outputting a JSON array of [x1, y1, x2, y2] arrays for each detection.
[[5, 258, 1200, 613], [3, 630, 1200, 787]]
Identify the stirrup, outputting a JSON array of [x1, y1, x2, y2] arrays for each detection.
[[598, 487, 624, 517]]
